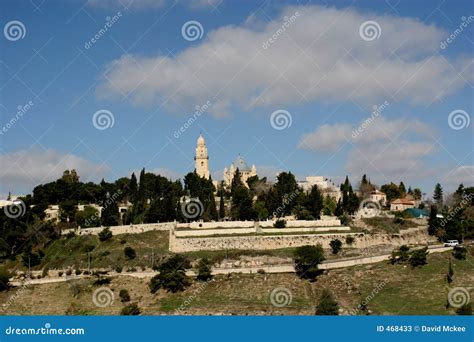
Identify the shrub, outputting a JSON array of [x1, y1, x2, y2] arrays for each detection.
[[315, 289, 339, 315], [345, 236, 355, 245], [294, 245, 325, 280], [452, 246, 467, 260], [82, 244, 95, 253], [273, 219, 286, 228], [115, 265, 123, 273], [257, 269, 266, 274], [409, 247, 428, 268], [65, 269, 72, 276], [389, 245, 410, 264], [58, 271, 64, 277], [196, 258, 213, 282], [120, 303, 141, 315], [329, 239, 342, 254], [98, 227, 113, 242], [120, 239, 127, 244], [456, 303, 472, 315], [0, 268, 12, 291], [75, 269, 82, 275], [93, 277, 111, 286], [124, 247, 136, 260], [119, 289, 131, 302]]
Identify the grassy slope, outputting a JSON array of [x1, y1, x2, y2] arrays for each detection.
[[1, 247, 472, 315]]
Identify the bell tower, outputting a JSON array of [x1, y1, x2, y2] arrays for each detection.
[[195, 134, 210, 179]]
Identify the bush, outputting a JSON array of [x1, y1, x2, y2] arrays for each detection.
[[345, 236, 355, 245], [93, 277, 111, 286], [389, 245, 410, 264], [273, 219, 286, 228], [452, 246, 467, 260], [65, 269, 72, 276], [119, 289, 131, 302], [120, 303, 141, 315], [115, 265, 123, 273], [98, 227, 113, 242], [82, 244, 95, 253], [196, 258, 213, 282], [75, 269, 82, 275], [329, 239, 342, 254], [409, 247, 428, 268], [315, 289, 339, 315], [294, 245, 325, 280], [58, 271, 64, 277], [124, 247, 136, 260], [257, 269, 266, 274], [456, 303, 472, 315], [120, 239, 127, 244], [0, 268, 12, 291], [149, 255, 191, 293]]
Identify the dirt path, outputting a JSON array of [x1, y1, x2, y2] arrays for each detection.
[[10, 245, 453, 286]]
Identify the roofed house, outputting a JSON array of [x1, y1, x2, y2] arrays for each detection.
[[390, 198, 415, 211], [369, 190, 386, 206]]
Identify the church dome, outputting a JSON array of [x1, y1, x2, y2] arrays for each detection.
[[232, 155, 251, 171], [197, 134, 205, 145]]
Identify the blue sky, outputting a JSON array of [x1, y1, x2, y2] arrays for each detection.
[[0, 0, 473, 199]]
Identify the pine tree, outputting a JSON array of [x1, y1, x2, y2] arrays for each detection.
[[433, 183, 443, 207], [219, 194, 225, 221], [129, 172, 138, 203], [428, 205, 439, 236]]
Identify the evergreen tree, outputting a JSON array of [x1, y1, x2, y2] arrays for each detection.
[[129, 172, 138, 203], [433, 183, 443, 207], [305, 185, 323, 219], [399, 182, 406, 197], [219, 194, 225, 221], [428, 205, 439, 236], [315, 289, 339, 315]]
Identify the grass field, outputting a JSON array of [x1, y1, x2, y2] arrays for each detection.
[[1, 247, 472, 315]]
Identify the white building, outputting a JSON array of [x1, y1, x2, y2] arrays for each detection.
[[369, 190, 387, 206], [298, 176, 341, 201]]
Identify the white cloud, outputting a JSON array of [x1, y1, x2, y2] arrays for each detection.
[[0, 148, 109, 194], [86, 0, 166, 10], [299, 123, 353, 152], [96, 5, 472, 117], [445, 165, 474, 187]]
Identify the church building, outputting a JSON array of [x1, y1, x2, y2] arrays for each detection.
[[194, 134, 210, 179]]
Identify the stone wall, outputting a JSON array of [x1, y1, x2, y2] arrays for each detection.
[[61, 222, 175, 236], [174, 226, 350, 237], [178, 218, 341, 230], [169, 227, 432, 253]]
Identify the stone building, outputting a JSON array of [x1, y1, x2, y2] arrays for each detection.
[[194, 134, 210, 179], [297, 176, 341, 201], [223, 155, 257, 188]]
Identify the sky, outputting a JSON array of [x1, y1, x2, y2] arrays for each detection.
[[0, 0, 473, 200]]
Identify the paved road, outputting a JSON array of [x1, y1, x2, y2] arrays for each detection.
[[10, 245, 453, 286]]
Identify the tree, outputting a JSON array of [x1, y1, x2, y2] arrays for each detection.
[[398, 182, 406, 197], [0, 268, 11, 291], [119, 289, 130, 302], [452, 246, 467, 260], [149, 255, 191, 293], [129, 172, 138, 203], [120, 303, 141, 315], [413, 188, 422, 200], [409, 247, 428, 268], [294, 245, 325, 280], [322, 196, 337, 216], [75, 206, 99, 228], [196, 258, 213, 282], [124, 247, 136, 260], [98, 227, 113, 242], [389, 245, 410, 264], [315, 289, 339, 315], [427, 205, 439, 236], [305, 185, 324, 219], [456, 303, 472, 315], [433, 183, 443, 208], [329, 239, 342, 254], [446, 259, 453, 284], [380, 182, 403, 203], [218, 194, 225, 221]]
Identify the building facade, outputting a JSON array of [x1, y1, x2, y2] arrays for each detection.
[[297, 176, 341, 201], [223, 155, 257, 187]]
